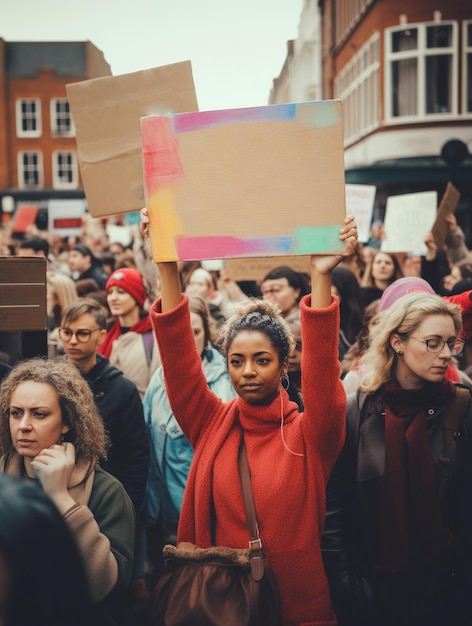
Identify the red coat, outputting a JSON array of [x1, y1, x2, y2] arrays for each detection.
[[150, 294, 346, 626]]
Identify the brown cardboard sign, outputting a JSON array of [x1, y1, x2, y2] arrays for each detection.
[[431, 183, 461, 250], [225, 256, 311, 283], [66, 61, 199, 218], [142, 100, 346, 262], [0, 257, 47, 331]]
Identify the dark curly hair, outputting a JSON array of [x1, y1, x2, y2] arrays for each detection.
[[217, 298, 296, 362]]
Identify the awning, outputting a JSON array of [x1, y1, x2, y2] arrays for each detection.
[[346, 156, 472, 185]]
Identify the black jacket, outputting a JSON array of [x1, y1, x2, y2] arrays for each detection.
[[82, 354, 149, 512], [322, 386, 472, 626], [78, 264, 109, 290]]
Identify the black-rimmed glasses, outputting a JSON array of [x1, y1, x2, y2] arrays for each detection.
[[407, 336, 464, 356], [59, 328, 101, 343]]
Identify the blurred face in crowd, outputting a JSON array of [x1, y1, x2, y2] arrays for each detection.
[[260, 278, 300, 318], [9, 382, 70, 461], [190, 312, 205, 356], [372, 252, 395, 283], [109, 243, 126, 256], [186, 270, 213, 300], [107, 286, 138, 319], [287, 320, 302, 375], [67, 250, 90, 274]]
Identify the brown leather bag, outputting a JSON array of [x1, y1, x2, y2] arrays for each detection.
[[149, 441, 282, 626]]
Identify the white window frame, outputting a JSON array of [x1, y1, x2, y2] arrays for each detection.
[[50, 98, 75, 136], [17, 151, 43, 189], [52, 151, 79, 189], [15, 98, 42, 138], [385, 20, 458, 124], [463, 21, 472, 117], [334, 32, 381, 146]]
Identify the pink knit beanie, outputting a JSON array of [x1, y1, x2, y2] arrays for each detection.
[[379, 277, 435, 313], [106, 268, 146, 307]]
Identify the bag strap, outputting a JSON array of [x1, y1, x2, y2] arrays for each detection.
[[437, 386, 470, 504], [239, 440, 265, 581], [142, 330, 154, 367]]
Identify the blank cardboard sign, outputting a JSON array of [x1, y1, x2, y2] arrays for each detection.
[[141, 100, 346, 262], [0, 257, 47, 331], [431, 182, 461, 250], [66, 61, 199, 218]]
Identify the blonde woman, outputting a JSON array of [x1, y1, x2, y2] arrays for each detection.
[[323, 293, 472, 626]]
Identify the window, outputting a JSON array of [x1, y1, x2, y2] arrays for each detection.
[[18, 152, 43, 188], [335, 0, 375, 47], [16, 99, 41, 137], [52, 151, 78, 189], [334, 33, 380, 144], [464, 21, 472, 114], [385, 21, 458, 122], [50, 99, 74, 136]]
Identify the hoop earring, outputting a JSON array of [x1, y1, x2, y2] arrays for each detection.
[[280, 373, 290, 391]]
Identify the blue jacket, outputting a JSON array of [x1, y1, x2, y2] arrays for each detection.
[[143, 347, 235, 533]]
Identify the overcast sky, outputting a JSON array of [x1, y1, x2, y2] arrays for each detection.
[[1, 0, 302, 111]]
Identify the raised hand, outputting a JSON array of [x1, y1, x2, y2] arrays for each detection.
[[311, 214, 358, 275]]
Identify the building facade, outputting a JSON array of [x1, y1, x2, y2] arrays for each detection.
[[318, 0, 472, 235], [271, 1, 472, 241], [270, 0, 323, 104], [0, 39, 111, 226]]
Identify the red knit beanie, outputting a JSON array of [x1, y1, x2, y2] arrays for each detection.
[[105, 268, 146, 307]]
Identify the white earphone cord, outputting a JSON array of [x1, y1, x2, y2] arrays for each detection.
[[280, 391, 304, 457]]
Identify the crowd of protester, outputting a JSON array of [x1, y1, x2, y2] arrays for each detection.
[[0, 208, 472, 626]]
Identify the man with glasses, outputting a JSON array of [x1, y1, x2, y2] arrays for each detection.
[[60, 299, 149, 514]]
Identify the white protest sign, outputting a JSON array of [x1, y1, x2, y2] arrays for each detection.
[[345, 184, 376, 242], [48, 199, 86, 238], [381, 191, 438, 255], [107, 224, 133, 247]]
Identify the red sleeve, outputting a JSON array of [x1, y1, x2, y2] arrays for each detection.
[[443, 290, 472, 339], [149, 295, 225, 446], [299, 294, 346, 465]]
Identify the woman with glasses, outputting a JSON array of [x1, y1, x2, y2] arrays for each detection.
[[323, 292, 472, 626]]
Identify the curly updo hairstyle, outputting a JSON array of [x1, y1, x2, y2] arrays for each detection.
[[217, 298, 296, 363]]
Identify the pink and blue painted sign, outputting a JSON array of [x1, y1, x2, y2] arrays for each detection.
[[141, 100, 346, 262]]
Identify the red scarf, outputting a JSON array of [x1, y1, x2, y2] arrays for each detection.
[[97, 316, 153, 358], [377, 378, 456, 574]]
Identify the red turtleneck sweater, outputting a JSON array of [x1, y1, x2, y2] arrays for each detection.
[[150, 293, 345, 626]]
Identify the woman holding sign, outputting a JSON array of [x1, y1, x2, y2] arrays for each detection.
[[141, 208, 357, 626]]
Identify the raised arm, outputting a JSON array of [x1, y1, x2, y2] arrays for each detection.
[[140, 207, 182, 311], [310, 214, 358, 309]]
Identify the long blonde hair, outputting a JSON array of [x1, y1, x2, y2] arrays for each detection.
[[359, 293, 462, 394], [47, 271, 78, 327]]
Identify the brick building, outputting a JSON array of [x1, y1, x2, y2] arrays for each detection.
[[0, 39, 111, 227], [318, 0, 472, 237]]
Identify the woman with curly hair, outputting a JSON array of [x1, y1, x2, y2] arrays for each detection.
[[141, 208, 358, 626], [0, 358, 135, 622]]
